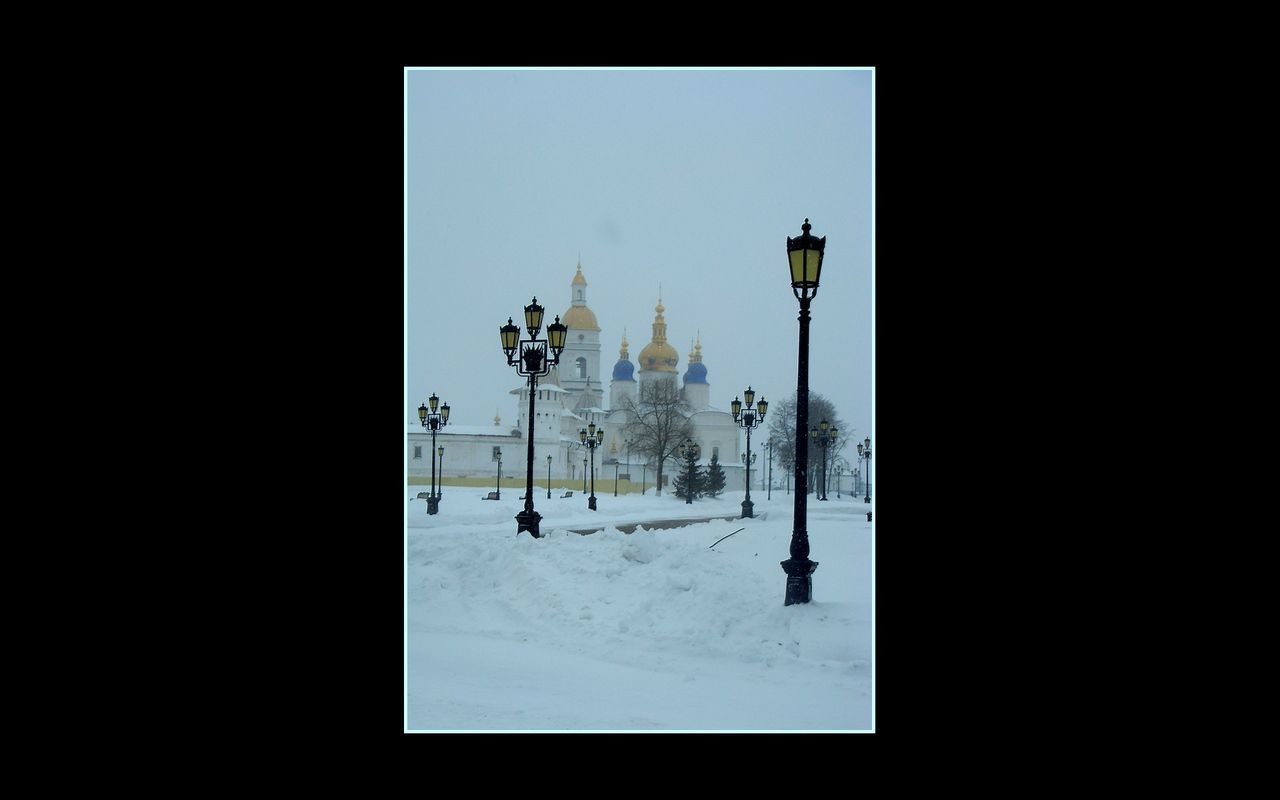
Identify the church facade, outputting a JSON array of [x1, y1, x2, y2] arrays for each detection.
[[408, 262, 746, 491]]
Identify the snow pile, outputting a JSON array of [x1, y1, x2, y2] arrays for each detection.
[[406, 488, 873, 731]]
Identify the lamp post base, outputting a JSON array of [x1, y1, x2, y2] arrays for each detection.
[[516, 508, 542, 538], [867, 511, 872, 522], [588, 496, 597, 511], [427, 496, 440, 515], [741, 499, 754, 518], [781, 558, 818, 605], [864, 497, 870, 503]]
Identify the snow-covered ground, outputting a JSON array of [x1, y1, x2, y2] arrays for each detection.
[[406, 484, 874, 731]]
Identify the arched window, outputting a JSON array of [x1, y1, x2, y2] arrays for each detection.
[[576, 357, 587, 380]]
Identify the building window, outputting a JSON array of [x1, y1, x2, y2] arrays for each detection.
[[712, 446, 719, 460], [414, 445, 422, 459], [492, 446, 502, 461], [576, 357, 587, 379]]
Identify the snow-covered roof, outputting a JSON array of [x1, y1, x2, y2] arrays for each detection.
[[407, 424, 521, 438], [509, 383, 568, 394]]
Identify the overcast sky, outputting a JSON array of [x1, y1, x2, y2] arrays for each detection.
[[406, 68, 873, 459]]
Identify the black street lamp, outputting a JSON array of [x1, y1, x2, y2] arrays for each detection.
[[546, 454, 553, 500], [679, 438, 701, 505], [812, 420, 837, 501], [766, 439, 774, 500], [836, 463, 843, 499], [583, 455, 588, 493], [782, 218, 825, 605], [580, 422, 604, 510], [499, 298, 568, 538], [611, 441, 619, 497], [417, 393, 451, 515], [495, 451, 502, 500], [858, 436, 872, 503], [625, 438, 633, 496], [438, 446, 444, 498], [731, 387, 768, 519]]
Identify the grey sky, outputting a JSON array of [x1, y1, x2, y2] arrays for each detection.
[[406, 68, 873, 462]]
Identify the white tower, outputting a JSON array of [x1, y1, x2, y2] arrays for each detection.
[[609, 329, 638, 410], [681, 333, 711, 411], [560, 260, 602, 406]]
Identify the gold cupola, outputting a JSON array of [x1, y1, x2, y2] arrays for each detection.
[[638, 292, 679, 373], [561, 258, 600, 331]]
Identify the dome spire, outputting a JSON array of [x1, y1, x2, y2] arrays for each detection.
[[619, 327, 629, 360], [651, 291, 667, 343], [494, 409, 501, 426]]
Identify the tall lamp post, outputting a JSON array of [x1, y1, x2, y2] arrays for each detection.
[[679, 438, 701, 504], [859, 437, 872, 503], [782, 218, 825, 605], [766, 439, 774, 500], [812, 420, 837, 501], [438, 446, 445, 498], [499, 298, 568, 538], [546, 454, 553, 500], [836, 463, 843, 499], [611, 441, 619, 496], [731, 387, 768, 519], [417, 393, 450, 515], [580, 423, 604, 510], [495, 451, 502, 500]]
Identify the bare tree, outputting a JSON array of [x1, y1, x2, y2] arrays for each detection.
[[766, 390, 854, 496], [621, 378, 695, 496]]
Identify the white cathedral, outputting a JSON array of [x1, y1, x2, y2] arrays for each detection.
[[408, 262, 746, 491]]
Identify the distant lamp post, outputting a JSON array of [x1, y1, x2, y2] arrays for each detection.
[[417, 393, 450, 515], [499, 298, 567, 538], [766, 439, 774, 500], [679, 438, 701, 505], [859, 437, 872, 503], [783, 218, 825, 605], [812, 420, 837, 501], [546, 454, 553, 500], [625, 439, 633, 496], [580, 423, 604, 510], [583, 454, 589, 493], [438, 446, 445, 498], [495, 451, 502, 500], [611, 441, 619, 497], [836, 463, 843, 499], [731, 386, 767, 519]]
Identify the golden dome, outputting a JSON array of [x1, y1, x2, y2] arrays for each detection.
[[639, 340, 679, 373], [561, 305, 599, 331], [639, 292, 678, 373]]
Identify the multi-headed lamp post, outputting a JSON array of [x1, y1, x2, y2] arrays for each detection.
[[417, 393, 450, 515], [499, 298, 568, 538], [580, 422, 604, 510], [858, 437, 872, 503], [731, 387, 767, 519], [783, 218, 825, 605], [811, 419, 838, 501]]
